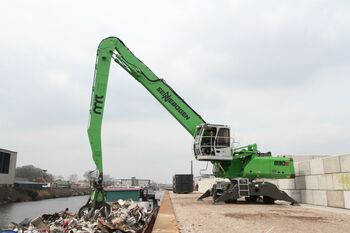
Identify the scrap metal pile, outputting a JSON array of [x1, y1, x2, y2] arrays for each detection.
[[5, 199, 155, 233]]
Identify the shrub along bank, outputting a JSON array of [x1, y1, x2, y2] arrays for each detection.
[[0, 186, 91, 205]]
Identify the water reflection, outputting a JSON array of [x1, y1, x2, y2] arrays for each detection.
[[0, 195, 88, 229]]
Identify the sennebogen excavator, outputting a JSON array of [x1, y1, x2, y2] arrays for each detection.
[[83, 37, 298, 216]]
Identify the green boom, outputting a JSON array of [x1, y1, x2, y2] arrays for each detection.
[[87, 37, 205, 172], [88, 37, 295, 181]]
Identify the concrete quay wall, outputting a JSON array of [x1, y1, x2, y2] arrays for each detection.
[[272, 154, 350, 209]]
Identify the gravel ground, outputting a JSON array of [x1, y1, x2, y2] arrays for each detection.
[[170, 192, 350, 233]]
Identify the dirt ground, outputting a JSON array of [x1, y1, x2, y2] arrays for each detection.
[[170, 192, 350, 233]]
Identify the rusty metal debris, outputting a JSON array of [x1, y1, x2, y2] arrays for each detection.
[[4, 199, 156, 233]]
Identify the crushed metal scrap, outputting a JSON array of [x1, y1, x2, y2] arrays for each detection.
[[4, 199, 157, 233]]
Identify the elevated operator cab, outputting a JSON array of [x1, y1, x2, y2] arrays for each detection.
[[193, 123, 232, 161]]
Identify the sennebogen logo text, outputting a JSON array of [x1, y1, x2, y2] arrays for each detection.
[[157, 87, 190, 120]]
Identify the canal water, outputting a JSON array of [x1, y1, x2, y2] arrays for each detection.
[[0, 195, 89, 229]]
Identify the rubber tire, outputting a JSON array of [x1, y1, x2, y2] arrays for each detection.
[[212, 184, 218, 201], [245, 196, 258, 203], [263, 196, 275, 204], [78, 203, 93, 219], [224, 199, 237, 204]]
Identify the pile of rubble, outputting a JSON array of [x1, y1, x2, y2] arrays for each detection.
[[5, 199, 155, 233]]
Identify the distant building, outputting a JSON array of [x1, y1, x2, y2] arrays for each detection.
[[0, 148, 17, 187], [53, 180, 71, 188], [73, 180, 90, 188], [115, 177, 151, 187]]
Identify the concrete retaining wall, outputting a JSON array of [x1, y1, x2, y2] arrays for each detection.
[[274, 154, 350, 209]]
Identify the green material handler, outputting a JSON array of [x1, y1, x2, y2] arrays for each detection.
[[87, 37, 298, 207]]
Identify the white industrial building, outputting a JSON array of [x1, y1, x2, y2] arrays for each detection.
[[0, 148, 17, 187], [115, 177, 151, 187]]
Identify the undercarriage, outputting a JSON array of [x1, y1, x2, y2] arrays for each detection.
[[197, 178, 299, 205]]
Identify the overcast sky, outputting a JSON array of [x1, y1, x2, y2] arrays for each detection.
[[1, 1, 349, 183]]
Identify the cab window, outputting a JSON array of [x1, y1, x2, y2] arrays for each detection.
[[201, 127, 217, 146], [216, 128, 230, 148]]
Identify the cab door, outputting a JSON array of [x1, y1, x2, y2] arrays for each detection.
[[214, 127, 231, 159]]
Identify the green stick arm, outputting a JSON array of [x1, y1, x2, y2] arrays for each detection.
[[88, 37, 206, 173]]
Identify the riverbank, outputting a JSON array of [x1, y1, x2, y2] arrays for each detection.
[[0, 187, 91, 205], [0, 195, 89, 229]]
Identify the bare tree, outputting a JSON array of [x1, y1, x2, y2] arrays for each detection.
[[82, 170, 114, 186], [83, 170, 94, 181], [68, 174, 78, 184]]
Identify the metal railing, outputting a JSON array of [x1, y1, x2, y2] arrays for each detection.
[[193, 136, 233, 157]]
